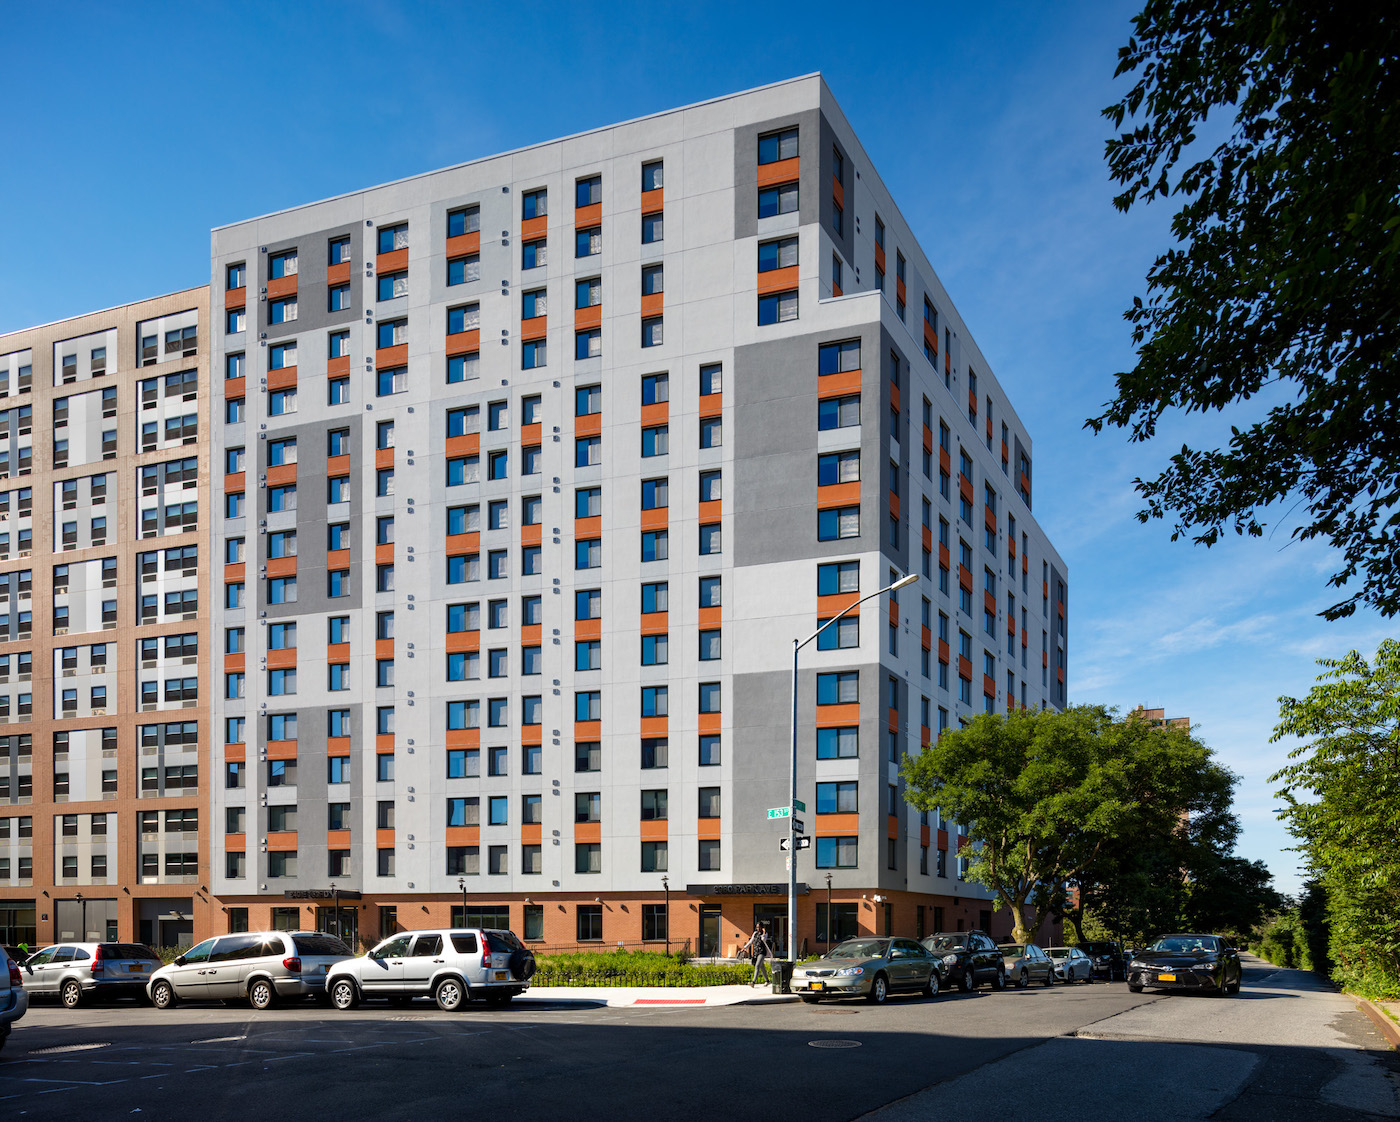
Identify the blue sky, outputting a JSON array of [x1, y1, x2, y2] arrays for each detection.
[[4, 0, 1386, 895]]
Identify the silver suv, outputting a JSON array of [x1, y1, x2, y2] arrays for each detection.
[[148, 931, 353, 1010], [327, 928, 536, 1011], [20, 943, 162, 1007], [0, 948, 27, 1053]]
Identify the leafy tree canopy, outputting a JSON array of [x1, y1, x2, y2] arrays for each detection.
[[1089, 1, 1400, 619], [902, 706, 1242, 944]]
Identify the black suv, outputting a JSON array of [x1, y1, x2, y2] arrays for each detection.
[[1076, 941, 1127, 981], [921, 930, 1006, 991]]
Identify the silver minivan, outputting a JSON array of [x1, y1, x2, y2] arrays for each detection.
[[148, 930, 352, 1010], [21, 943, 162, 1007]]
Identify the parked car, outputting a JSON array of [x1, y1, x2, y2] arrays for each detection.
[[1045, 946, 1094, 982], [148, 931, 353, 1010], [0, 948, 27, 1053], [999, 943, 1055, 988], [920, 930, 1006, 991], [327, 928, 536, 1011], [20, 942, 163, 1007], [1077, 940, 1127, 981], [790, 937, 937, 1004], [1127, 934, 1242, 996]]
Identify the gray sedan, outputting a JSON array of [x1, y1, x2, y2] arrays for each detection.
[[790, 937, 938, 1004], [999, 943, 1055, 987]]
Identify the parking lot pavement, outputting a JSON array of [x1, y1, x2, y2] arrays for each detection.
[[861, 957, 1400, 1122]]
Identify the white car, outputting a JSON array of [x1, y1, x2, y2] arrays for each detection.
[[327, 928, 535, 1011], [148, 930, 353, 1010], [1045, 945, 1094, 983], [0, 948, 29, 1053]]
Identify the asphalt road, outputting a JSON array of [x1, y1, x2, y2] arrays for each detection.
[[1, 957, 1394, 1121]]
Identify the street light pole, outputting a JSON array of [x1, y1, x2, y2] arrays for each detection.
[[74, 892, 85, 942], [458, 877, 467, 927], [661, 875, 670, 955], [787, 571, 917, 964], [330, 882, 338, 940], [825, 873, 833, 946]]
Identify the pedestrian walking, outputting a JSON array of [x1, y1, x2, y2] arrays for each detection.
[[745, 924, 772, 986]]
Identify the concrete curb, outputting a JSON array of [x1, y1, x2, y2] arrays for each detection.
[[1348, 993, 1400, 1049], [516, 984, 801, 1009]]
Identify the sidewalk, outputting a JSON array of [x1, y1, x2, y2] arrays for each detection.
[[516, 982, 800, 1008]]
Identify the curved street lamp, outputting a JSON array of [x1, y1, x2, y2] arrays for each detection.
[[787, 571, 917, 964]]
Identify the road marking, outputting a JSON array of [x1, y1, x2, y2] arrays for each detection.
[[809, 1039, 862, 1048], [634, 998, 705, 1005]]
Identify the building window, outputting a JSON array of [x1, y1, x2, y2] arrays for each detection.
[[577, 903, 603, 940], [758, 182, 799, 218], [759, 237, 798, 272], [642, 212, 664, 244], [576, 226, 601, 257], [758, 290, 798, 324], [378, 272, 408, 301], [522, 340, 546, 369], [817, 506, 859, 541], [641, 425, 668, 457], [816, 836, 858, 868], [641, 317, 663, 347]]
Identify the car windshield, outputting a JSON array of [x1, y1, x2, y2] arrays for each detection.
[[293, 934, 352, 956], [923, 936, 966, 952], [484, 929, 523, 950], [999, 945, 1026, 957], [1149, 936, 1219, 954], [829, 939, 888, 959]]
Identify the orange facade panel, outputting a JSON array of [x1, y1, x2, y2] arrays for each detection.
[[374, 543, 394, 566], [327, 829, 351, 848], [575, 202, 602, 227], [984, 590, 996, 615], [575, 304, 602, 331], [520, 315, 547, 341], [266, 739, 297, 760], [375, 638, 394, 660], [266, 274, 297, 300], [697, 817, 722, 841], [756, 158, 799, 188], [699, 393, 722, 418], [816, 592, 859, 618], [377, 344, 408, 369], [574, 618, 601, 641], [267, 367, 297, 392], [224, 376, 246, 397], [376, 734, 395, 754], [521, 215, 547, 240], [889, 492, 900, 520], [920, 824, 931, 847], [574, 720, 601, 740], [875, 244, 886, 272], [958, 565, 973, 592], [887, 815, 899, 840], [446, 328, 480, 357], [757, 265, 798, 296], [574, 515, 601, 537], [984, 674, 997, 698], [984, 506, 997, 533], [641, 187, 663, 213], [639, 611, 667, 635], [958, 655, 973, 681], [832, 174, 844, 209], [225, 834, 246, 852], [326, 453, 350, 476], [640, 507, 668, 531], [639, 401, 668, 426], [939, 542, 950, 570], [817, 368, 861, 399], [376, 829, 395, 849], [520, 824, 542, 845], [520, 624, 542, 645], [697, 605, 722, 628], [377, 247, 409, 274], [446, 728, 480, 749], [446, 826, 480, 847], [939, 638, 950, 664], [937, 828, 950, 851], [817, 812, 859, 836], [697, 713, 721, 736], [326, 355, 350, 378], [639, 820, 668, 842], [375, 448, 395, 471], [639, 716, 668, 738], [574, 822, 602, 844], [817, 480, 860, 508], [225, 743, 246, 762], [896, 278, 907, 305], [443, 625, 478, 651], [816, 702, 860, 728], [267, 832, 297, 851], [889, 382, 901, 415], [266, 648, 296, 671], [574, 413, 602, 438], [640, 291, 663, 318], [327, 261, 351, 285], [446, 231, 481, 258], [698, 500, 722, 524], [327, 736, 351, 755], [520, 522, 542, 547], [225, 286, 246, 310]]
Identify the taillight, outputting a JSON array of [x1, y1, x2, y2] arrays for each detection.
[[8, 961, 20, 987], [282, 956, 301, 973], [480, 934, 493, 970], [90, 946, 105, 974]]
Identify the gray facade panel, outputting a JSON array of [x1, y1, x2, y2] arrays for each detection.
[[732, 108, 822, 242]]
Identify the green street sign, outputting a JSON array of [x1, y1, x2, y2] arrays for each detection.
[[766, 807, 791, 819], [794, 800, 806, 812]]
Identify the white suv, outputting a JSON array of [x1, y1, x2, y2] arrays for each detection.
[[327, 928, 535, 1011]]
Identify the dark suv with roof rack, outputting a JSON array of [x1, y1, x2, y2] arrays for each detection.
[[920, 930, 1006, 991]]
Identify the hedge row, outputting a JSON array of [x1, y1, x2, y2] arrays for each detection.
[[532, 949, 755, 987]]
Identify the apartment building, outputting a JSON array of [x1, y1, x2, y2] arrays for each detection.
[[206, 75, 1069, 955], [0, 289, 213, 950]]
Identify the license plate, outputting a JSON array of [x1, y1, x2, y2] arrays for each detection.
[[810, 981, 825, 991], [127, 965, 144, 973], [494, 971, 509, 981], [1157, 973, 1176, 982]]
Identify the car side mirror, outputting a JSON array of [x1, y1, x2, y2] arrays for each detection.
[[174, 956, 186, 966]]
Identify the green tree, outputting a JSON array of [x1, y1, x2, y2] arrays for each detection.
[[1272, 640, 1400, 997], [1089, 2, 1400, 619], [901, 706, 1240, 944]]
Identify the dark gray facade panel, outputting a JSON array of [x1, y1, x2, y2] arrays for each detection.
[[259, 224, 361, 342], [819, 115, 854, 264], [732, 108, 822, 241]]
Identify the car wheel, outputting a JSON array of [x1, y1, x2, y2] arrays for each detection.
[[435, 977, 466, 1012], [993, 968, 1006, 991], [1018, 969, 1029, 989], [60, 979, 84, 1009], [330, 979, 359, 1011], [801, 994, 822, 1004], [1043, 967, 1054, 987], [248, 978, 276, 1010], [923, 971, 939, 998], [866, 973, 888, 1004], [1128, 983, 1144, 993], [151, 980, 176, 1009], [959, 967, 975, 993]]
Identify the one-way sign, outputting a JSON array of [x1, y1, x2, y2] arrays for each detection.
[[780, 837, 812, 851]]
